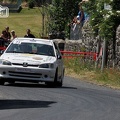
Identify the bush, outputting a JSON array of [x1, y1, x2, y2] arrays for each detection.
[[28, 0, 35, 9]]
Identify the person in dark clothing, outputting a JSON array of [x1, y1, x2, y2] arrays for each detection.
[[0, 30, 8, 41], [5, 26, 11, 40], [0, 30, 11, 46], [24, 29, 35, 38]]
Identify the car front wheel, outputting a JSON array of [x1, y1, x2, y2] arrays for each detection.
[[8, 80, 15, 84], [45, 69, 58, 87], [57, 69, 64, 87], [0, 79, 5, 85]]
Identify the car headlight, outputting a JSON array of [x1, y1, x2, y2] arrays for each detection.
[[39, 63, 54, 68], [0, 59, 12, 65]]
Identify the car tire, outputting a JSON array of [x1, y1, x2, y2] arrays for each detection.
[[57, 80, 62, 87], [57, 69, 65, 87], [0, 79, 5, 85], [8, 80, 15, 84], [45, 82, 54, 87], [45, 69, 58, 87], [54, 68, 59, 86]]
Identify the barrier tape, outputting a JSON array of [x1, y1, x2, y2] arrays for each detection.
[[60, 51, 98, 61]]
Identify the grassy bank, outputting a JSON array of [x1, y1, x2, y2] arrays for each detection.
[[64, 58, 120, 89], [0, 8, 42, 38]]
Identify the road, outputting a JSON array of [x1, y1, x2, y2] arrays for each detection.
[[0, 76, 120, 120]]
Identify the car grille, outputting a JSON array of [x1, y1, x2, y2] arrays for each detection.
[[12, 63, 39, 67], [9, 71, 42, 78]]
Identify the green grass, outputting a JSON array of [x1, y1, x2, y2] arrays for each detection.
[[64, 58, 120, 89], [0, 8, 43, 38]]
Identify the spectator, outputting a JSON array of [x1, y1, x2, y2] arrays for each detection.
[[68, 16, 80, 40], [5, 26, 11, 40], [77, 3, 85, 39], [84, 12, 90, 24], [0, 30, 9, 46], [10, 30, 17, 42], [0, 30, 8, 41], [24, 29, 35, 38]]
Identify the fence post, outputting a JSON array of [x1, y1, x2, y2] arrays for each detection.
[[101, 39, 107, 71]]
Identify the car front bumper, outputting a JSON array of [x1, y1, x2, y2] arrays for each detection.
[[0, 65, 56, 82]]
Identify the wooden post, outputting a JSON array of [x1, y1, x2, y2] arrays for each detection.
[[101, 39, 107, 72]]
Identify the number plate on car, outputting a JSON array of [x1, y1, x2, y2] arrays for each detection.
[[15, 68, 34, 73]]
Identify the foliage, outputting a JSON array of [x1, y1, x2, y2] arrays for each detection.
[[64, 58, 95, 72], [46, 0, 81, 38], [0, 0, 18, 3], [45, 0, 120, 40], [64, 58, 120, 89], [28, 0, 35, 8], [84, 0, 120, 40]]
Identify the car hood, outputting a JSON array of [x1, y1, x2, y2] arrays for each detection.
[[0, 53, 56, 64]]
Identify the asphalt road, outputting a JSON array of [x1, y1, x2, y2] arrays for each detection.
[[0, 76, 120, 120]]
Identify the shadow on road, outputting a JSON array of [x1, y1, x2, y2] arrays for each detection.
[[5, 82, 77, 89], [0, 99, 56, 110]]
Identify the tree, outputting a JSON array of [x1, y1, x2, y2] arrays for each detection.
[[46, 0, 81, 38], [34, 0, 49, 37], [83, 0, 120, 68], [83, 0, 120, 40]]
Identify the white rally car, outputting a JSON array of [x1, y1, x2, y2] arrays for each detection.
[[0, 38, 65, 87]]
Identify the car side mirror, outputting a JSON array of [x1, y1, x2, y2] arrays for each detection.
[[0, 50, 4, 55], [57, 54, 62, 59]]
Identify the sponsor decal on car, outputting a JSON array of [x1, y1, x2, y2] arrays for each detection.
[[32, 56, 43, 60]]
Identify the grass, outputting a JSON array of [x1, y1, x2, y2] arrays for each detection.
[[0, 8, 42, 38], [64, 58, 120, 89]]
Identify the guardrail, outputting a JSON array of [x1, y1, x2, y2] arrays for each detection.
[[60, 51, 98, 61]]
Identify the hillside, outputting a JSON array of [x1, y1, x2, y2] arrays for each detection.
[[0, 8, 42, 38]]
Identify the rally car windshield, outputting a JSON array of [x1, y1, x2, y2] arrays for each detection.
[[6, 42, 55, 57]]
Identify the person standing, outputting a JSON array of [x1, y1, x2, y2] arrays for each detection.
[[68, 16, 80, 40], [5, 26, 11, 41], [24, 29, 35, 38], [0, 30, 7, 45], [77, 2, 85, 39], [10, 30, 17, 42]]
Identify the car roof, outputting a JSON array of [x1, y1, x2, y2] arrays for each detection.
[[12, 37, 54, 46]]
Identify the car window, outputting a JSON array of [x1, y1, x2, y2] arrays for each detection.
[[53, 42, 61, 56], [6, 43, 21, 53], [6, 42, 55, 56], [6, 43, 32, 53], [37, 44, 55, 56]]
